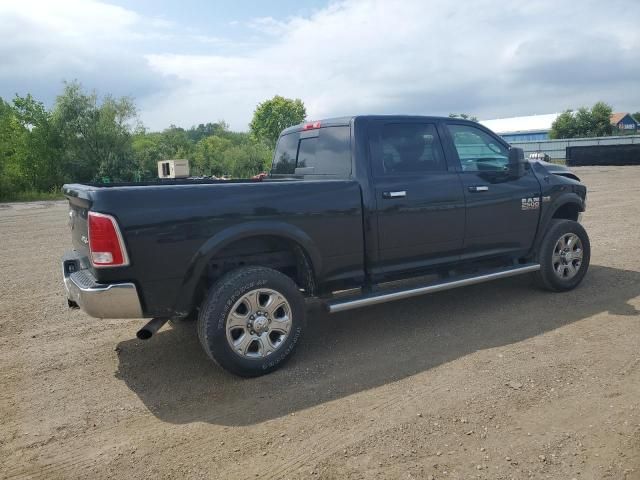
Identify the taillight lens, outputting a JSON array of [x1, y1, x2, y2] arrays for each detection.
[[88, 212, 129, 267]]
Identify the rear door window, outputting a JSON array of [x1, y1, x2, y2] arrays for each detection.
[[271, 126, 351, 177], [370, 123, 447, 176]]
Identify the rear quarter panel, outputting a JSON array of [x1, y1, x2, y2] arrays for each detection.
[[85, 180, 364, 317]]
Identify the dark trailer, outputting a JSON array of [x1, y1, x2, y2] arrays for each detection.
[[566, 143, 640, 166]]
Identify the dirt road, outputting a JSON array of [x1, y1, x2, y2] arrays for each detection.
[[1, 166, 639, 479]]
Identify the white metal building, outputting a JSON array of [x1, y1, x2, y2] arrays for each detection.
[[480, 114, 560, 142]]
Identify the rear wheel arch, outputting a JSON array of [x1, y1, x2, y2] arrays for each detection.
[[202, 234, 317, 292], [174, 224, 320, 318]]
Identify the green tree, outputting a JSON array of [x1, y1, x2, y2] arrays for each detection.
[[0, 98, 27, 199], [131, 124, 202, 180], [191, 131, 272, 178], [12, 94, 64, 191], [250, 95, 306, 148], [160, 125, 195, 158], [549, 110, 577, 139], [52, 81, 137, 182], [186, 121, 229, 143], [225, 143, 272, 178], [2, 85, 295, 199], [193, 135, 234, 176], [632, 112, 640, 124], [131, 131, 171, 180], [550, 102, 613, 139]]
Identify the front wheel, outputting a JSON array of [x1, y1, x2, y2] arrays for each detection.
[[533, 219, 590, 292], [197, 266, 306, 377]]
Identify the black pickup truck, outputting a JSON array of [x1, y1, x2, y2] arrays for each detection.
[[62, 116, 590, 377]]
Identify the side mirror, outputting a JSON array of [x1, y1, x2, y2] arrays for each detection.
[[508, 147, 527, 177]]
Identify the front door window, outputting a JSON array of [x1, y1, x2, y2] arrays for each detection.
[[447, 124, 509, 172]]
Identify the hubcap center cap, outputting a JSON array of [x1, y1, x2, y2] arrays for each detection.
[[253, 315, 269, 334]]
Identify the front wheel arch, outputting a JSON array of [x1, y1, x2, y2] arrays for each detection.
[[531, 195, 585, 257], [552, 201, 582, 222]]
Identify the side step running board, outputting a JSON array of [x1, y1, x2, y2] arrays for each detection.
[[327, 263, 540, 314]]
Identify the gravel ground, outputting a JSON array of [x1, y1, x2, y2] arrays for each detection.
[[1, 166, 639, 480]]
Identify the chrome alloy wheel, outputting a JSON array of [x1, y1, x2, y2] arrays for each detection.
[[552, 233, 583, 280], [225, 288, 292, 358]]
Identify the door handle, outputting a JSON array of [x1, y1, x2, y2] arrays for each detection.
[[382, 191, 407, 199], [468, 185, 489, 192]]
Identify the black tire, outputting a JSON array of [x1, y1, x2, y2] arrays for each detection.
[[533, 219, 590, 292], [197, 266, 305, 377]]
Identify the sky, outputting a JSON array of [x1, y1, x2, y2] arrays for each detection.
[[1, 0, 639, 131]]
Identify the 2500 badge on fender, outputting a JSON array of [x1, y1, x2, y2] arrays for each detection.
[[521, 197, 540, 210]]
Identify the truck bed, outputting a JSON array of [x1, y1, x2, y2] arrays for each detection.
[[62, 178, 365, 318]]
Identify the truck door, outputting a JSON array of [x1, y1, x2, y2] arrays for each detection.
[[369, 120, 466, 277], [442, 121, 542, 258]]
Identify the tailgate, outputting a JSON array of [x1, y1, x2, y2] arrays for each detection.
[[64, 185, 93, 259]]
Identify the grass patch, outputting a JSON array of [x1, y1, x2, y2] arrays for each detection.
[[0, 189, 64, 203]]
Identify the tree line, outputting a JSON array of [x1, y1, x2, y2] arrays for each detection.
[[550, 102, 640, 140], [2, 83, 637, 202], [0, 83, 306, 201]]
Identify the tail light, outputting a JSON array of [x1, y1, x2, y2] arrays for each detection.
[[88, 212, 130, 268]]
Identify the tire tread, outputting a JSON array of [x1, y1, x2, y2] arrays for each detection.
[[196, 266, 305, 377]]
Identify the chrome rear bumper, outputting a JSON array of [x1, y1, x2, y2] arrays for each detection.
[[62, 251, 144, 319]]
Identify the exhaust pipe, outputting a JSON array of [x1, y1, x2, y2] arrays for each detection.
[[136, 317, 169, 340]]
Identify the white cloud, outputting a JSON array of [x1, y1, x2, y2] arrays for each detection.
[[0, 0, 177, 104], [141, 0, 640, 130], [1, 0, 639, 131]]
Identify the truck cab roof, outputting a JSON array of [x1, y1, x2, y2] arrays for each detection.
[[280, 115, 479, 135]]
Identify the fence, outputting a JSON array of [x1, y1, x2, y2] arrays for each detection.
[[509, 134, 640, 162]]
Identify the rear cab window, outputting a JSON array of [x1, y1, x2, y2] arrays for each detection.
[[271, 126, 352, 178]]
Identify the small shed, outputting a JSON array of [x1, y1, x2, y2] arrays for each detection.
[[158, 159, 190, 179]]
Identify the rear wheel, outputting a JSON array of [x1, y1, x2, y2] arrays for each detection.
[[197, 266, 305, 377], [533, 219, 590, 292]]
